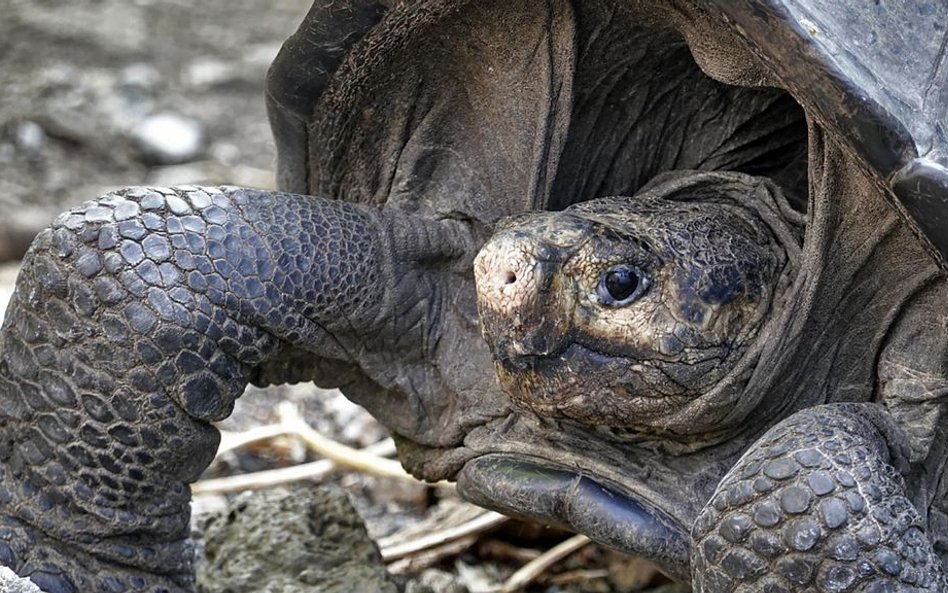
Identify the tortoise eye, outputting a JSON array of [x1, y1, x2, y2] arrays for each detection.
[[597, 265, 651, 306]]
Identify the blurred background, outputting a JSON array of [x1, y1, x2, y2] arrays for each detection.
[[0, 0, 312, 261]]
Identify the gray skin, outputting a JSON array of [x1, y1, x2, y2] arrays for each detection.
[[0, 0, 946, 592]]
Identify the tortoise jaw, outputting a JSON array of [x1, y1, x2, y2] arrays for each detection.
[[456, 453, 692, 581]]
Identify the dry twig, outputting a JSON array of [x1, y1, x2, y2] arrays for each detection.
[[191, 439, 396, 495], [380, 510, 508, 562], [192, 401, 415, 494], [498, 534, 592, 592], [215, 423, 292, 456], [275, 402, 412, 480], [385, 536, 481, 575]]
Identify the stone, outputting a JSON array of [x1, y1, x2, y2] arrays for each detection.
[[131, 113, 206, 165], [405, 569, 470, 593], [195, 486, 399, 593], [14, 121, 46, 153], [0, 566, 43, 593]]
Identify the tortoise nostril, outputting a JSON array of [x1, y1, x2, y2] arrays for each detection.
[[504, 271, 517, 285]]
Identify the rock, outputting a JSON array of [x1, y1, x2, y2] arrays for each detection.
[[119, 63, 162, 91], [131, 112, 206, 165], [195, 486, 399, 593], [114, 64, 161, 119], [185, 58, 239, 88], [404, 569, 470, 593], [14, 121, 46, 153], [0, 566, 43, 593], [454, 561, 497, 593]]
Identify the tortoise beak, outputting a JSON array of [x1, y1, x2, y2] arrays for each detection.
[[473, 223, 578, 362]]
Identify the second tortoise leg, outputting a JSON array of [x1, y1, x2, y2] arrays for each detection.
[[692, 403, 946, 592]]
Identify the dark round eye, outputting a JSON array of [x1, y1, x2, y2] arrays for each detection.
[[597, 265, 650, 306]]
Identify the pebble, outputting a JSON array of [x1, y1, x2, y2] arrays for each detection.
[[405, 569, 470, 593], [120, 63, 161, 90], [115, 64, 160, 117], [15, 121, 46, 152], [454, 561, 496, 592], [132, 112, 206, 165], [186, 58, 238, 88], [0, 566, 42, 593]]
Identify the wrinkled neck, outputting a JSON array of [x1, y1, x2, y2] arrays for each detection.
[[731, 124, 943, 437]]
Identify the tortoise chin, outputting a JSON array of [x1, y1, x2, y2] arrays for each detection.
[[456, 453, 692, 581]]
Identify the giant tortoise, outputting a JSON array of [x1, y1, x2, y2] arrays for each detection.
[[1, 0, 947, 591]]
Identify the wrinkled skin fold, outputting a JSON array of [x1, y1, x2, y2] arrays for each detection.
[[1, 0, 947, 591]]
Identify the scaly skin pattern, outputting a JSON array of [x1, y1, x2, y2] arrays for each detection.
[[0, 185, 391, 592], [692, 404, 946, 592]]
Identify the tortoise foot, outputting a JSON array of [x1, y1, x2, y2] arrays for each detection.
[[692, 404, 946, 592]]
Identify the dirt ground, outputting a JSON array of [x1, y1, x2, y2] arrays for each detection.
[[0, 1, 684, 591], [0, 0, 300, 259]]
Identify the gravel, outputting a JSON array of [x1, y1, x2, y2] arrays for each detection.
[[0, 0, 310, 262], [132, 112, 207, 165]]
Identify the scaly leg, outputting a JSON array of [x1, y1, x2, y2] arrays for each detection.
[[0, 186, 457, 592], [691, 403, 945, 592]]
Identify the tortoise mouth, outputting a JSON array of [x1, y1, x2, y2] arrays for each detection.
[[494, 342, 698, 427], [456, 453, 691, 581]]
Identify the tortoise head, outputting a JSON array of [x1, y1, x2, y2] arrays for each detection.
[[475, 171, 799, 436]]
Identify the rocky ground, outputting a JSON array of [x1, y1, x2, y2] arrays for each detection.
[[0, 1, 685, 591], [0, 0, 291, 260]]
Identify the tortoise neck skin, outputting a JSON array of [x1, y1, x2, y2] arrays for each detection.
[[759, 125, 948, 516]]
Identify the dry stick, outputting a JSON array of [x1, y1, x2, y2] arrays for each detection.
[[385, 536, 481, 576], [215, 423, 293, 456], [191, 438, 396, 495], [193, 400, 413, 494], [379, 510, 509, 562], [499, 534, 592, 593], [276, 402, 415, 481]]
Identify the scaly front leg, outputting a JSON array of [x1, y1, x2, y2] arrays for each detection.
[[0, 186, 466, 592], [692, 404, 945, 592]]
